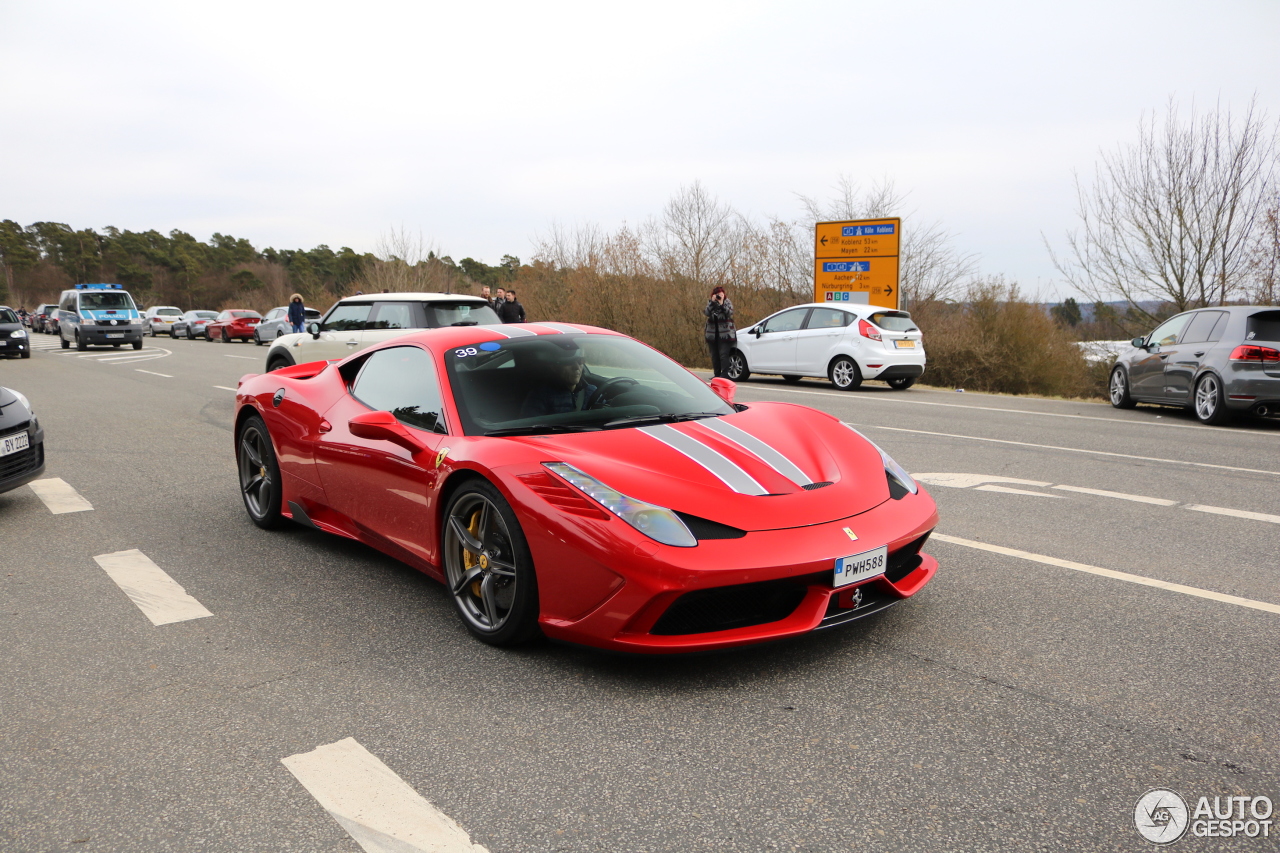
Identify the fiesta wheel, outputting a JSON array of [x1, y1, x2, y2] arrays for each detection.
[[237, 415, 285, 529], [442, 480, 540, 646], [828, 356, 862, 390], [725, 350, 750, 382], [886, 376, 915, 390]]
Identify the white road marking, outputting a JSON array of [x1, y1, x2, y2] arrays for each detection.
[[932, 533, 1280, 616], [1185, 504, 1280, 524], [213, 385, 237, 392], [1052, 484, 1178, 506], [92, 549, 213, 625], [750, 384, 1273, 434], [915, 473, 1051, 489], [27, 478, 94, 514], [973, 484, 1065, 498], [282, 738, 490, 853], [135, 369, 172, 377], [223, 354, 258, 360], [863, 424, 1280, 477]]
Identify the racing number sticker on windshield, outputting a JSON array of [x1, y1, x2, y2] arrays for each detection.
[[454, 347, 479, 358]]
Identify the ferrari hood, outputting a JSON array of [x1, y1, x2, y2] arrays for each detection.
[[510, 403, 890, 531]]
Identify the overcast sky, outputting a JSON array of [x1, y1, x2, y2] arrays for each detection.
[[3, 0, 1278, 299]]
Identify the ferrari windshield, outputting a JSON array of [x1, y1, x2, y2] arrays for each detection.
[[445, 334, 735, 436]]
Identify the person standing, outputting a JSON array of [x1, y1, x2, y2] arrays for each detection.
[[703, 285, 736, 378], [480, 285, 494, 309], [498, 289, 526, 324], [287, 293, 306, 334]]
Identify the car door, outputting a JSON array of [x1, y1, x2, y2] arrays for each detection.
[[295, 302, 372, 362], [1164, 311, 1225, 400], [1129, 313, 1193, 399], [746, 308, 810, 372], [315, 346, 449, 566], [794, 307, 853, 374]]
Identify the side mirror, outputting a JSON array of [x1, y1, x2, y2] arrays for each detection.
[[752, 326, 763, 337], [1130, 337, 1147, 349], [308, 322, 321, 339], [709, 377, 736, 405], [349, 411, 427, 454]]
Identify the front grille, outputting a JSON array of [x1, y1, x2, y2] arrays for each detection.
[[802, 481, 833, 491], [0, 441, 42, 482], [650, 578, 808, 635]]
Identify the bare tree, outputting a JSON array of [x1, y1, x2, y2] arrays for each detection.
[[1246, 200, 1279, 305], [359, 226, 462, 294], [1052, 98, 1278, 320], [645, 182, 743, 288], [797, 175, 977, 307]]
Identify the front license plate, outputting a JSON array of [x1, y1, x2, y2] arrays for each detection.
[[834, 545, 887, 588], [894, 339, 916, 348], [105, 333, 124, 338], [1, 431, 30, 458]]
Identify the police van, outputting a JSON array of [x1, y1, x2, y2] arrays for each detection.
[[57, 284, 144, 350]]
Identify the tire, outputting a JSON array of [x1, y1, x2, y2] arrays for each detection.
[[1194, 373, 1233, 425], [112, 343, 121, 348], [75, 332, 86, 351], [132, 339, 143, 350], [828, 356, 861, 390], [206, 330, 214, 341], [782, 375, 802, 384], [1109, 367, 1137, 409], [442, 480, 540, 646], [254, 332, 263, 346], [886, 377, 915, 390], [60, 332, 69, 350], [236, 415, 285, 529], [267, 354, 295, 372], [20, 350, 30, 359], [725, 350, 750, 382], [169, 328, 177, 338], [222, 329, 230, 343]]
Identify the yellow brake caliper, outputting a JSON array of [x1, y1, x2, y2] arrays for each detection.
[[463, 508, 484, 598]]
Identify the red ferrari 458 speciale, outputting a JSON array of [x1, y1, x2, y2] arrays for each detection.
[[233, 323, 938, 653]]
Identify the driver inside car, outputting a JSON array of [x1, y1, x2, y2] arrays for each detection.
[[519, 341, 599, 418]]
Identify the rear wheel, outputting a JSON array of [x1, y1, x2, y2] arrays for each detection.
[[442, 481, 540, 646], [237, 415, 285, 529], [725, 350, 750, 382], [1109, 367, 1136, 409], [886, 376, 915, 390], [1194, 373, 1233, 425], [60, 331, 69, 349], [828, 356, 861, 390]]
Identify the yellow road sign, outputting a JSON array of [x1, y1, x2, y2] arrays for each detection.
[[814, 257, 899, 309], [814, 218, 900, 259]]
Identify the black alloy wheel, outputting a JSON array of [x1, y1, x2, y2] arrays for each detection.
[[725, 350, 750, 382], [237, 416, 285, 529], [1109, 366, 1136, 409], [828, 356, 862, 390], [886, 377, 915, 390], [442, 480, 540, 646]]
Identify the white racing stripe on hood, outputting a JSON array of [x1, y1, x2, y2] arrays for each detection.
[[483, 327, 516, 338], [498, 326, 537, 337], [698, 420, 814, 486], [640, 425, 769, 495], [536, 322, 587, 334]]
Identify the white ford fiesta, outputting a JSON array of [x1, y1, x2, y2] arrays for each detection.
[[727, 302, 926, 390]]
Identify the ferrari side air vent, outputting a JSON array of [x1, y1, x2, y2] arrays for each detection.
[[674, 512, 747, 540], [802, 481, 833, 491], [515, 472, 608, 519], [651, 579, 807, 635], [885, 530, 932, 583]]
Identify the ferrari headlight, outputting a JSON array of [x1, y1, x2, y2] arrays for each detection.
[[841, 423, 918, 495], [10, 329, 27, 338], [544, 462, 697, 547]]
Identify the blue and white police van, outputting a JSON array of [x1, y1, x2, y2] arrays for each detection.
[[57, 284, 144, 350]]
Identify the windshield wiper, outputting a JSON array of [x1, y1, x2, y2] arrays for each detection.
[[483, 424, 602, 437], [602, 412, 723, 429]]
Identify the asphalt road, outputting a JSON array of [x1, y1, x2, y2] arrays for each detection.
[[3, 332, 1278, 852]]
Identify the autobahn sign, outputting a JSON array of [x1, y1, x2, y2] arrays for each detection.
[[813, 217, 901, 309]]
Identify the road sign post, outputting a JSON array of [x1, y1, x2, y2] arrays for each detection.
[[813, 218, 901, 310]]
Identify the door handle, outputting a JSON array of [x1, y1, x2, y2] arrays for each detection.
[[346, 340, 359, 346], [1194, 351, 1205, 357]]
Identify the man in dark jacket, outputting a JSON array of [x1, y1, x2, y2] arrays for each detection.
[[498, 290, 526, 324], [703, 285, 736, 377]]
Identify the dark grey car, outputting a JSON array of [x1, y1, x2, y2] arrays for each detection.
[[0, 306, 31, 359], [1109, 306, 1280, 425]]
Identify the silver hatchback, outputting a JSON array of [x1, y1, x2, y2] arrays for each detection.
[[1109, 306, 1280, 424]]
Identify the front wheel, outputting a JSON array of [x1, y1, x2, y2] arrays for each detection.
[[237, 415, 285, 529], [254, 333, 263, 346], [725, 350, 750, 382], [1194, 373, 1232, 425], [60, 332, 69, 349], [132, 339, 143, 350], [75, 332, 86, 351], [222, 329, 231, 343], [886, 376, 915, 390], [1109, 367, 1136, 409], [442, 481, 540, 646], [828, 356, 862, 390]]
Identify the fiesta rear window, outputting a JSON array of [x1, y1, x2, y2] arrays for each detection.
[[869, 311, 917, 332], [1246, 311, 1280, 343]]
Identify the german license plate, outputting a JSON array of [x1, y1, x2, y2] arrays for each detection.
[[1, 431, 30, 458], [0, 341, 6, 346], [105, 333, 124, 338], [894, 339, 916, 348], [834, 545, 887, 588]]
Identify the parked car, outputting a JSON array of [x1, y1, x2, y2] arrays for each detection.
[[173, 310, 219, 339], [255, 305, 322, 345], [205, 310, 262, 343], [0, 385, 45, 494], [1109, 306, 1280, 425], [264, 292, 502, 372], [32, 304, 59, 334], [142, 306, 184, 336], [727, 303, 926, 390], [0, 306, 31, 359], [56, 283, 143, 351], [234, 325, 938, 651]]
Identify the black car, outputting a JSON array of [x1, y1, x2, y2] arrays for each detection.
[[0, 306, 31, 359], [0, 386, 45, 495]]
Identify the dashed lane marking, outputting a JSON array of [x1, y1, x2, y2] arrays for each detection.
[[1185, 504, 1280, 524], [135, 369, 172, 377], [223, 354, 258, 360], [1051, 484, 1179, 506], [932, 533, 1280, 616], [973, 484, 1065, 498], [282, 737, 490, 853], [213, 385, 236, 392], [92, 549, 213, 626], [27, 478, 93, 514]]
